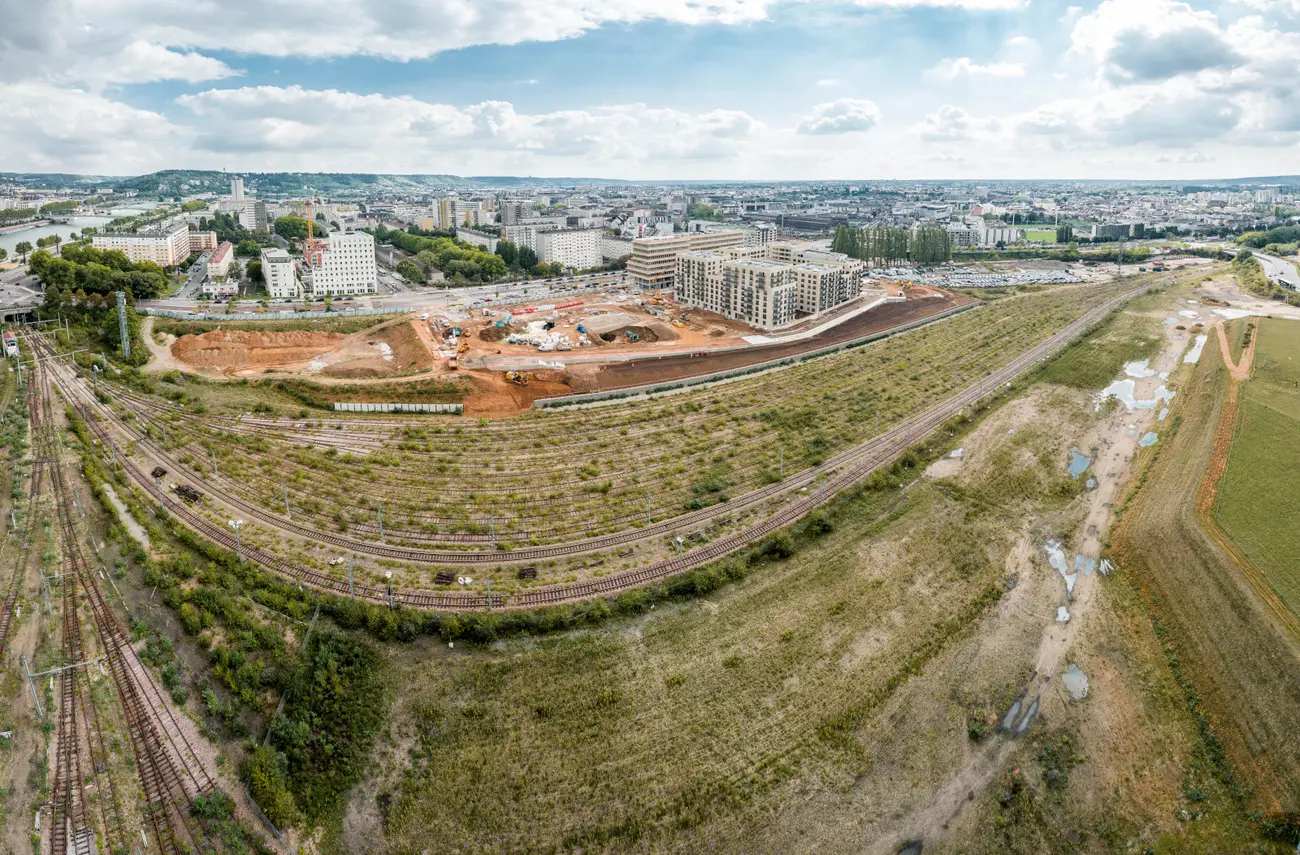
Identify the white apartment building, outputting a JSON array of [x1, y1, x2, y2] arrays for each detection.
[[791, 263, 857, 314], [458, 229, 499, 253], [189, 231, 218, 253], [93, 223, 196, 267], [261, 247, 298, 299], [230, 177, 245, 201], [601, 235, 634, 261], [302, 231, 378, 297], [535, 228, 601, 270], [207, 241, 234, 279]]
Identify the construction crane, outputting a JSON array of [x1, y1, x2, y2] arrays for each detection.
[[302, 198, 324, 268]]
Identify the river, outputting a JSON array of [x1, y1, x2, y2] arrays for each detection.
[[0, 216, 116, 257]]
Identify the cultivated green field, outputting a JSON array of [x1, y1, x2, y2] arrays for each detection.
[[1217, 317, 1300, 618]]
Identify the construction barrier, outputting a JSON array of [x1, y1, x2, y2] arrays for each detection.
[[332, 402, 463, 414], [535, 301, 981, 409]]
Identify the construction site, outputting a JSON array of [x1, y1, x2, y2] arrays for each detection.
[[153, 281, 969, 413]]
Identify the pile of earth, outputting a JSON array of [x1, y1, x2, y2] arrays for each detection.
[[171, 330, 345, 370], [479, 324, 513, 342], [321, 321, 435, 379]]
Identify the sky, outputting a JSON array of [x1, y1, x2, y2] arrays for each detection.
[[2, 0, 1299, 181]]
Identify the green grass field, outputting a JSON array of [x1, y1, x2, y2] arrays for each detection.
[[1217, 317, 1300, 619], [1023, 229, 1057, 243]]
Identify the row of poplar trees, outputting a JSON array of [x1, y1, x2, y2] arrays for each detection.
[[831, 224, 952, 266]]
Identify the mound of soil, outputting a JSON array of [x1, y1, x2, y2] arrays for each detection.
[[479, 325, 513, 342], [321, 321, 435, 378], [172, 330, 345, 369]]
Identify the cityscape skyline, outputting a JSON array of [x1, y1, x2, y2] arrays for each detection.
[[5, 0, 1300, 180]]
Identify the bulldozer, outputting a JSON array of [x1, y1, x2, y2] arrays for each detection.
[[505, 370, 534, 386]]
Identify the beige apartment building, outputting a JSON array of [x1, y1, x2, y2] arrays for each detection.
[[628, 230, 745, 289], [674, 243, 864, 330], [93, 223, 215, 267]]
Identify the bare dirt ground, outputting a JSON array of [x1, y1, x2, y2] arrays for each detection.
[[1197, 272, 1300, 320], [165, 317, 435, 381], [865, 313, 1195, 851]]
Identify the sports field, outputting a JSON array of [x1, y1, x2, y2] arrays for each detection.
[[1023, 228, 1056, 242], [1217, 317, 1300, 618]]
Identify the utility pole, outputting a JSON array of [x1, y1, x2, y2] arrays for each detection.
[[115, 291, 130, 359], [779, 445, 784, 478], [227, 519, 244, 564], [674, 535, 685, 572], [486, 576, 493, 614], [282, 484, 290, 519], [347, 559, 355, 599], [647, 488, 652, 525], [489, 514, 495, 546], [377, 503, 384, 541], [210, 449, 218, 479]]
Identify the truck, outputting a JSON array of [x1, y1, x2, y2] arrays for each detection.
[[2, 330, 17, 359]]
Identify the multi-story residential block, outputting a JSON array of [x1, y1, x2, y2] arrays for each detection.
[[726, 259, 798, 329], [206, 241, 234, 279], [93, 223, 197, 267], [414, 216, 437, 232], [600, 235, 634, 261], [301, 231, 377, 297], [535, 228, 601, 269], [458, 229, 499, 253], [629, 230, 745, 289], [230, 177, 245, 201], [791, 263, 857, 314], [438, 198, 459, 230], [261, 247, 298, 299], [189, 231, 218, 253], [237, 200, 268, 232]]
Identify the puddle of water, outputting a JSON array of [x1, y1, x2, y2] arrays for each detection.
[[1158, 407, 1169, 421], [1000, 697, 1023, 732], [1044, 539, 1078, 597], [1163, 316, 1179, 326], [1015, 698, 1040, 735], [949, 447, 965, 459], [1124, 359, 1157, 379], [1056, 606, 1070, 623], [1099, 558, 1114, 575], [1214, 307, 1267, 321], [1067, 447, 1092, 479], [1085, 477, 1097, 490], [1138, 432, 1158, 448], [1178, 309, 1199, 319], [1062, 664, 1089, 700], [1183, 334, 1208, 364], [1007, 428, 1017, 436]]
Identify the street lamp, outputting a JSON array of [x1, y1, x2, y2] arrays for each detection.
[[227, 519, 244, 563]]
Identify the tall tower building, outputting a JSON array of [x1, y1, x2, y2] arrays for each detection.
[[231, 177, 245, 201]]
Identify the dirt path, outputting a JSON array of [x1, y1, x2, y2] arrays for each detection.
[[141, 317, 192, 374], [1213, 318, 1258, 381], [868, 316, 1189, 853]]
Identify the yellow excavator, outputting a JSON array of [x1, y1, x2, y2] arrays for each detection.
[[505, 370, 534, 386]]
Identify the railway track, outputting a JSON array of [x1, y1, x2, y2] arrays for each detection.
[[0, 379, 42, 659], [32, 280, 1150, 611], [32, 354, 219, 855]]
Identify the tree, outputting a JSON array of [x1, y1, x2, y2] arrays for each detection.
[[0, 248, 6, 263], [14, 241, 31, 262], [274, 216, 327, 241], [1055, 224, 1074, 243], [235, 239, 261, 257], [395, 259, 425, 283], [495, 239, 519, 267], [518, 245, 538, 270], [246, 260, 263, 283], [227, 259, 244, 281]]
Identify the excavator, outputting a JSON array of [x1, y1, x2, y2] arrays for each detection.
[[506, 370, 534, 386]]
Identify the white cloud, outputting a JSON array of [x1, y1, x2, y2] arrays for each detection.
[[1070, 0, 1244, 84], [816, 78, 840, 86], [64, 41, 240, 87], [927, 57, 1026, 79], [796, 99, 881, 135], [173, 86, 763, 169], [853, 0, 1025, 8], [0, 82, 184, 172], [913, 105, 1003, 141]]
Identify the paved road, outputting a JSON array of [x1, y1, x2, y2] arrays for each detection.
[[1254, 251, 1300, 290], [140, 270, 629, 314]]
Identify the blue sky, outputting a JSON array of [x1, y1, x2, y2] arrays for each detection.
[[2, 0, 1298, 179]]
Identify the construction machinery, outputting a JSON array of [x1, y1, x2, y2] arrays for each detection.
[[506, 370, 534, 386]]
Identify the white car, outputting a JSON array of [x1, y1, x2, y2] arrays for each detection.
[[418, 313, 429, 320]]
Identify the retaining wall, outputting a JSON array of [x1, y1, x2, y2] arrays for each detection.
[[535, 300, 980, 409], [140, 307, 397, 322]]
